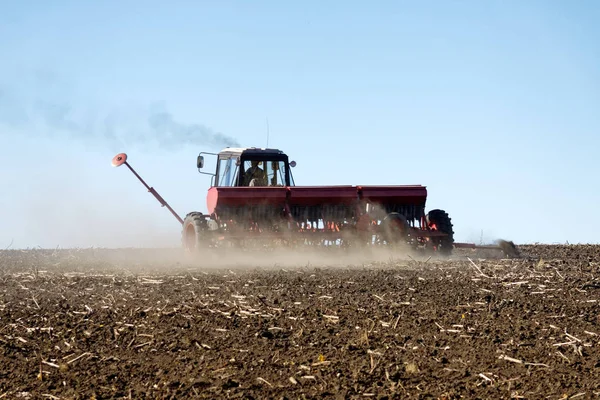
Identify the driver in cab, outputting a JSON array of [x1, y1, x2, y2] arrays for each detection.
[[243, 160, 267, 186]]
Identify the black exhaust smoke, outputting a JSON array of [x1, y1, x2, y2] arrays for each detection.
[[0, 75, 240, 151]]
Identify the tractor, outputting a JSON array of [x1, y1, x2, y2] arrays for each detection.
[[112, 147, 518, 257]]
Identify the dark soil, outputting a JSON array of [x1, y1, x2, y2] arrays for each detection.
[[0, 244, 599, 399]]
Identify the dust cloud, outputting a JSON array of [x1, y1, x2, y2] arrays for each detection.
[[6, 163, 180, 249], [6, 241, 429, 275], [91, 241, 512, 274], [2, 233, 516, 275]]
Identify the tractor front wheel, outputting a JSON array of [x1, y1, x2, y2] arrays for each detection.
[[181, 212, 210, 253]]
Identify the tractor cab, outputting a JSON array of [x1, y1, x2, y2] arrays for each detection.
[[197, 147, 296, 187]]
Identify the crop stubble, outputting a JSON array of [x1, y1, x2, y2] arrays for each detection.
[[0, 244, 599, 399]]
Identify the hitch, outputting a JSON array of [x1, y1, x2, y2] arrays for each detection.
[[111, 153, 184, 225], [454, 239, 520, 258]]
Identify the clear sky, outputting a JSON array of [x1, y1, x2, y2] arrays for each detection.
[[0, 0, 598, 249]]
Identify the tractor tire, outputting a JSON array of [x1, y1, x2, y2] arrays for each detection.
[[382, 212, 410, 245], [426, 209, 454, 255], [181, 212, 210, 252]]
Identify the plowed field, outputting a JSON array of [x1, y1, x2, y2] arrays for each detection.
[[1, 244, 599, 399]]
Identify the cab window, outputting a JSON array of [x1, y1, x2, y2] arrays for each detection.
[[216, 157, 239, 187], [241, 160, 286, 186]]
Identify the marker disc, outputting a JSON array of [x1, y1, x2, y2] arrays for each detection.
[[112, 153, 128, 167]]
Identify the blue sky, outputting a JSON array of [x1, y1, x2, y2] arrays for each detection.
[[0, 0, 598, 248]]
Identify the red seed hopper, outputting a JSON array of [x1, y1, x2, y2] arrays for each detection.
[[112, 147, 519, 257]]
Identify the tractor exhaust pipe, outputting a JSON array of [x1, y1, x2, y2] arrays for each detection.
[[111, 153, 184, 225]]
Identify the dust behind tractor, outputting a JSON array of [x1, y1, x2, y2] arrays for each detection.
[[112, 147, 518, 258]]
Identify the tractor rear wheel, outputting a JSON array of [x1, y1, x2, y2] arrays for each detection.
[[181, 212, 210, 252], [426, 209, 454, 255]]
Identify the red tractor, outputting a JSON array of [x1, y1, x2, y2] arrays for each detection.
[[112, 147, 517, 257]]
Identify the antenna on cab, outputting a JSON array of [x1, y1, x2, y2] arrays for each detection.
[[266, 117, 270, 148]]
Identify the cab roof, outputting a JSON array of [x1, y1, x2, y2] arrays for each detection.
[[218, 147, 286, 157]]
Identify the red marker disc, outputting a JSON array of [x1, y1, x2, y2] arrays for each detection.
[[112, 153, 128, 167]]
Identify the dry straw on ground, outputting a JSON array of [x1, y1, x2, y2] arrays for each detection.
[[0, 244, 599, 399]]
